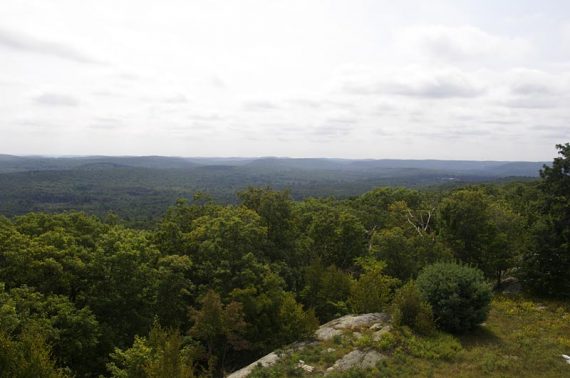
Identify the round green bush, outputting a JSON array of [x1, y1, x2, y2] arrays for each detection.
[[416, 262, 492, 333]]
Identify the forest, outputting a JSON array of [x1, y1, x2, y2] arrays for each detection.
[[0, 143, 568, 377], [0, 156, 542, 227]]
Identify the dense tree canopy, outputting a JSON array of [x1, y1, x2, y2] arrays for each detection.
[[521, 143, 570, 297], [0, 143, 567, 376]]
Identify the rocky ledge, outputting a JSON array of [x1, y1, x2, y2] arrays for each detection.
[[227, 313, 391, 377]]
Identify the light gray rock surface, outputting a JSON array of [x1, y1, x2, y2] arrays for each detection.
[[297, 360, 315, 372], [373, 325, 392, 341], [227, 352, 280, 378], [326, 349, 386, 373], [315, 313, 390, 341]]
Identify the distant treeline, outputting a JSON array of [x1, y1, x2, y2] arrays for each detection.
[[0, 155, 542, 227]]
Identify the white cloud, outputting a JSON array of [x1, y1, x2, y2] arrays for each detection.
[[339, 66, 485, 98], [502, 97, 557, 109], [506, 68, 565, 95], [34, 93, 80, 107], [161, 94, 189, 104], [398, 24, 531, 62], [532, 125, 570, 139], [496, 68, 570, 109], [0, 27, 102, 64], [242, 100, 281, 112], [89, 117, 123, 130]]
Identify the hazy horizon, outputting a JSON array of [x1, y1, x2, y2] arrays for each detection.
[[0, 153, 549, 163], [1, 0, 569, 160]]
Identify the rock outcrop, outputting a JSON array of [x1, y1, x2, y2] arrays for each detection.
[[227, 313, 390, 377], [326, 349, 385, 373], [315, 313, 390, 341], [227, 352, 281, 378]]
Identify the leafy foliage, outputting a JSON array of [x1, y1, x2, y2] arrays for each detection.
[[295, 200, 367, 269], [0, 326, 69, 378], [0, 284, 100, 375], [370, 226, 452, 281], [189, 290, 247, 373], [391, 281, 435, 335], [439, 189, 524, 284], [300, 260, 354, 322], [349, 259, 400, 313], [520, 143, 570, 297], [417, 262, 492, 333], [108, 322, 196, 378]]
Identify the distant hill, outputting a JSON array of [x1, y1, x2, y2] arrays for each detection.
[[0, 155, 545, 176], [0, 155, 198, 173], [0, 155, 545, 226]]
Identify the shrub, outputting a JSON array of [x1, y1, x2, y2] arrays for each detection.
[[416, 262, 492, 333], [350, 259, 400, 313], [376, 332, 397, 351], [276, 293, 319, 343], [391, 281, 435, 335]]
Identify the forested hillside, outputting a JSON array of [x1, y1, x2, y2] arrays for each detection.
[[0, 144, 568, 377], [0, 156, 543, 227]]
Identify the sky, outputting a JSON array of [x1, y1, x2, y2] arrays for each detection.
[[0, 0, 569, 160]]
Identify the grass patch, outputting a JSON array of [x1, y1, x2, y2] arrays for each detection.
[[381, 295, 570, 377]]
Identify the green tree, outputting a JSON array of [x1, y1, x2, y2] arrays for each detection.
[[347, 187, 424, 231], [349, 259, 400, 313], [231, 278, 318, 353], [439, 189, 495, 267], [486, 202, 525, 287], [239, 187, 303, 290], [300, 260, 354, 322], [0, 326, 69, 378], [108, 322, 196, 378], [154, 197, 219, 256], [84, 227, 160, 355], [238, 187, 296, 262], [439, 189, 522, 284], [521, 143, 570, 297], [0, 284, 100, 375], [189, 290, 248, 373], [370, 227, 417, 280], [295, 200, 367, 269], [155, 255, 195, 329], [0, 213, 104, 299], [275, 293, 319, 343], [186, 206, 269, 296]]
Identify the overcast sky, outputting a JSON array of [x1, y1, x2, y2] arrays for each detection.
[[0, 0, 569, 160]]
